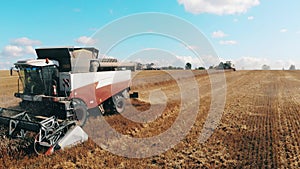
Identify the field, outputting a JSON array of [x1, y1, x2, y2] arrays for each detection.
[[1, 70, 300, 168]]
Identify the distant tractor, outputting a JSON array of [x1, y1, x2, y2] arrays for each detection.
[[216, 61, 236, 71]]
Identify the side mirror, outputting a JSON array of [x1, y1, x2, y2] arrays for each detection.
[[10, 67, 13, 76]]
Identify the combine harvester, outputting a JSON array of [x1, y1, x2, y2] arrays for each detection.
[[216, 61, 236, 71], [0, 47, 137, 154]]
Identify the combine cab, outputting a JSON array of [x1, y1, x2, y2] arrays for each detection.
[[0, 47, 137, 154]]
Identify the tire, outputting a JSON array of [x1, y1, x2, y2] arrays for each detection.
[[113, 95, 126, 114], [72, 99, 88, 127]]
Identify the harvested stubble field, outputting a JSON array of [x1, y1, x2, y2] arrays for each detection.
[[1, 70, 300, 168]]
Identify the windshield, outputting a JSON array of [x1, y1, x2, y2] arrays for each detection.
[[18, 66, 58, 95]]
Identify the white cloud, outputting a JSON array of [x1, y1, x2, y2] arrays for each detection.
[[73, 8, 81, 12], [219, 40, 238, 45], [89, 27, 98, 32], [280, 29, 288, 33], [233, 18, 239, 22], [202, 55, 224, 67], [234, 56, 267, 69], [2, 45, 24, 57], [272, 59, 295, 69], [0, 37, 41, 69], [0, 61, 11, 70], [1, 45, 36, 57], [175, 55, 227, 68], [75, 36, 97, 45], [248, 16, 254, 20], [0, 37, 41, 59], [212, 30, 228, 38], [132, 54, 207, 68], [296, 31, 300, 34], [178, 0, 260, 15], [185, 45, 198, 50], [23, 46, 36, 54], [11, 37, 42, 46], [176, 55, 203, 68], [233, 56, 297, 70]]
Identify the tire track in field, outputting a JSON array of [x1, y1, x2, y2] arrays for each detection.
[[240, 71, 300, 168], [238, 71, 279, 168], [276, 71, 300, 168]]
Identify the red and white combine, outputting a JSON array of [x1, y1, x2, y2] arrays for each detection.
[[0, 47, 137, 154]]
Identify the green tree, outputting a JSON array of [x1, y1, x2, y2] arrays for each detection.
[[289, 65, 296, 70], [185, 62, 192, 70], [262, 64, 270, 70]]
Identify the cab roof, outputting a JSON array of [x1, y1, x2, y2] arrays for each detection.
[[14, 59, 59, 67]]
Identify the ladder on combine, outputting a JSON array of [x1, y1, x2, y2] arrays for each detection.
[[0, 108, 88, 155]]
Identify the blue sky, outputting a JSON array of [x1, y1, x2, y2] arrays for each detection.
[[0, 0, 300, 70]]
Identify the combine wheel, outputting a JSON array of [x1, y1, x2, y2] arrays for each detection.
[[72, 99, 88, 127], [112, 95, 126, 113]]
